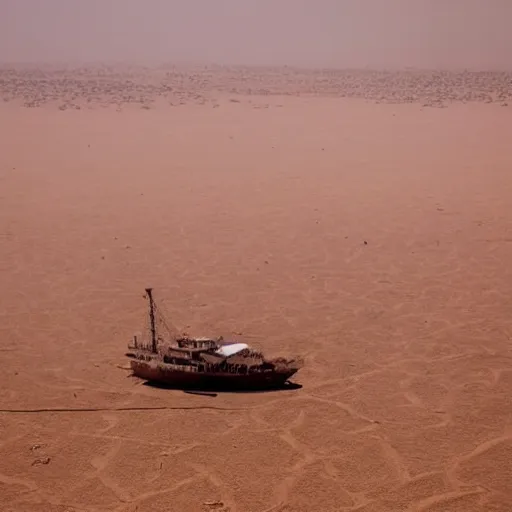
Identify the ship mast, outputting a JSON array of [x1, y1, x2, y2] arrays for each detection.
[[145, 287, 157, 353]]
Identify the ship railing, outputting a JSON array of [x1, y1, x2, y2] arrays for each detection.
[[158, 363, 200, 373]]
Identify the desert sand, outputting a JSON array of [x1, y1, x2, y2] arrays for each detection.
[[1, 65, 512, 512]]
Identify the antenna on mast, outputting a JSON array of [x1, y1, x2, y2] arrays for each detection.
[[145, 287, 157, 353]]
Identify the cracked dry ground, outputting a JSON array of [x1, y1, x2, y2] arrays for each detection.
[[1, 85, 512, 512]]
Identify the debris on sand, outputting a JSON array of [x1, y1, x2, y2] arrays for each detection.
[[32, 457, 51, 466], [203, 501, 227, 511]]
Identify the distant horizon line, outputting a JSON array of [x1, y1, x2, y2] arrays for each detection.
[[1, 59, 511, 74]]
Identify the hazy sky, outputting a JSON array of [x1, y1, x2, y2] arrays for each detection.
[[1, 0, 511, 69]]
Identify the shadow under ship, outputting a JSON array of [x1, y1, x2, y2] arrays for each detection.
[[126, 288, 302, 390]]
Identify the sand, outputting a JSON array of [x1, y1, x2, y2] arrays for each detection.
[[1, 65, 512, 512]]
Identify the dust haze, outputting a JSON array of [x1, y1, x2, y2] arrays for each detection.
[[1, 0, 512, 69], [2, 1, 512, 512]]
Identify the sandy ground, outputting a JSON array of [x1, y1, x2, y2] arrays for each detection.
[[1, 66, 512, 512]]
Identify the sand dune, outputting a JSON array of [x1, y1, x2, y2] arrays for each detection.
[[1, 66, 511, 511]]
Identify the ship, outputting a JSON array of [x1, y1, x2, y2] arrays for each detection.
[[126, 288, 302, 390]]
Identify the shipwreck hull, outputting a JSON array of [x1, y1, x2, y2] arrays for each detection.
[[130, 359, 298, 390]]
